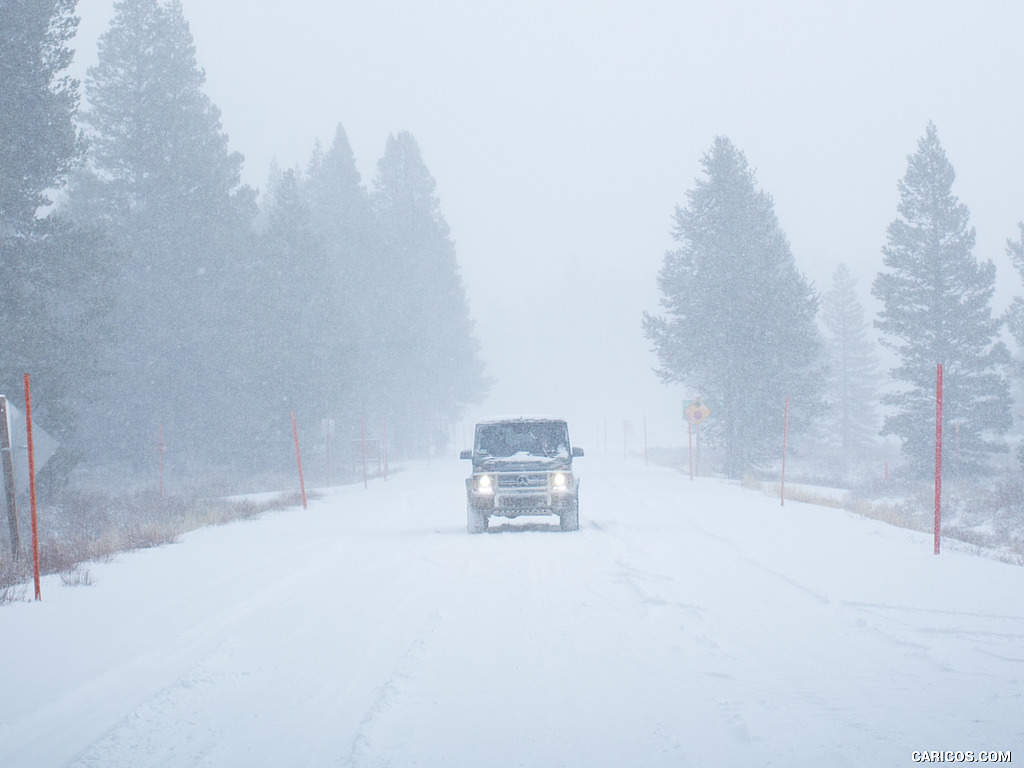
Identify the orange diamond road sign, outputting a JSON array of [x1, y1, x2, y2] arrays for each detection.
[[685, 399, 711, 425]]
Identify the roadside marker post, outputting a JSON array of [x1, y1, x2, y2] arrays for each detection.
[[24, 375, 41, 600], [291, 410, 308, 509]]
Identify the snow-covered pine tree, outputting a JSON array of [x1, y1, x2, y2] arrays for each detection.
[[643, 136, 823, 479], [232, 167, 331, 467], [1003, 223, 1024, 466], [819, 263, 879, 476], [371, 132, 488, 456], [0, 0, 117, 478], [306, 124, 384, 435], [0, 0, 83, 236], [1006, 223, 1024, 353], [67, 0, 255, 466], [80, 0, 243, 221], [872, 122, 1011, 477]]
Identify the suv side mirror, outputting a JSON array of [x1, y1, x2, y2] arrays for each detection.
[[572, 447, 584, 457], [459, 450, 472, 460]]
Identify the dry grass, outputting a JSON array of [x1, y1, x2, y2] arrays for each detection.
[[748, 476, 853, 511], [755, 473, 1024, 567], [0, 488, 308, 600], [846, 497, 930, 533], [781, 485, 848, 509], [60, 565, 95, 588]]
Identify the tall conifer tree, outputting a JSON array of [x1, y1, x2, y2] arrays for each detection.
[[643, 136, 823, 478], [872, 122, 1010, 476], [0, 0, 116, 479], [0, 0, 83, 236], [306, 124, 380, 432], [819, 263, 879, 475], [371, 132, 487, 454], [1006, 223, 1024, 354], [68, 0, 254, 465], [1002, 223, 1024, 467]]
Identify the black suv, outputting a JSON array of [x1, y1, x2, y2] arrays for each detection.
[[460, 418, 584, 533]]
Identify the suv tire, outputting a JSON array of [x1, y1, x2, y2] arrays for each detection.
[[467, 502, 488, 534], [559, 498, 579, 532]]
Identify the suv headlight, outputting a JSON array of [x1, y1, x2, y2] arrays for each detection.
[[552, 471, 571, 491], [474, 474, 494, 493]]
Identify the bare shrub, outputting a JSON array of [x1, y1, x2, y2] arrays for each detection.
[[847, 497, 929, 534], [0, 582, 28, 604], [0, 558, 31, 603], [0, 487, 305, 602], [60, 565, 95, 588]]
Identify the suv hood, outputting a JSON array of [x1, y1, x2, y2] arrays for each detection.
[[476, 455, 571, 472]]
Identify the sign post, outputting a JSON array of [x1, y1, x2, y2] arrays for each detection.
[[684, 399, 711, 481], [0, 396, 19, 558]]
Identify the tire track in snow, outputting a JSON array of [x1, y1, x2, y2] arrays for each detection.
[[62, 472, 468, 768]]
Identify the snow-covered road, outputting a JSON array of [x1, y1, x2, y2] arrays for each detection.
[[1, 457, 1021, 767]]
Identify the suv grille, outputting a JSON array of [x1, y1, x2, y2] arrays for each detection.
[[496, 473, 548, 490]]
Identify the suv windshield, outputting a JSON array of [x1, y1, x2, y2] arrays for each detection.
[[476, 421, 569, 459]]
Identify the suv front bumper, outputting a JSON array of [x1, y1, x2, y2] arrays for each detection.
[[467, 474, 578, 518]]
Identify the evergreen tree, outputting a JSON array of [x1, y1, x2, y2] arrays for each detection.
[[67, 0, 254, 466], [1002, 223, 1024, 467], [819, 263, 879, 475], [0, 220, 116, 461], [643, 136, 823, 479], [0, 0, 118, 482], [1006, 223, 1024, 352], [872, 122, 1010, 477], [371, 131, 488, 454], [306, 124, 380, 435], [79, 0, 243, 230], [0, 0, 84, 236], [240, 167, 327, 468]]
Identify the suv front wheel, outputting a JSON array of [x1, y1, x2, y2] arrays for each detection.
[[559, 497, 579, 532], [467, 502, 488, 534]]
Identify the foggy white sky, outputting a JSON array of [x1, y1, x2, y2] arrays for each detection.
[[69, 0, 1024, 450]]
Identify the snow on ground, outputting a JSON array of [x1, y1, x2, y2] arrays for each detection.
[[0, 456, 1021, 767]]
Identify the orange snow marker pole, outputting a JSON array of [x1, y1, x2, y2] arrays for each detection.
[[23, 375, 41, 601], [291, 410, 308, 509], [934, 364, 942, 555]]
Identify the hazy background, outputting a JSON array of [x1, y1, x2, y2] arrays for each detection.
[[69, 0, 1024, 451]]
